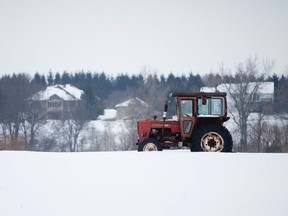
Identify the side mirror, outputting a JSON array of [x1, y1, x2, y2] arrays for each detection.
[[202, 97, 207, 105]]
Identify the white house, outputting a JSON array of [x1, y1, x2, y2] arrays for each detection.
[[30, 84, 84, 119]]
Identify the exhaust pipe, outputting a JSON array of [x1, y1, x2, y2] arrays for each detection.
[[163, 101, 168, 121]]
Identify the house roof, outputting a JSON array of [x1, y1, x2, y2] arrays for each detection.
[[31, 84, 84, 101], [115, 97, 147, 108], [217, 82, 274, 94]]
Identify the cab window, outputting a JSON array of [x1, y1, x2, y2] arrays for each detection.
[[211, 98, 224, 115], [198, 97, 224, 116], [181, 99, 193, 117], [198, 98, 210, 115]]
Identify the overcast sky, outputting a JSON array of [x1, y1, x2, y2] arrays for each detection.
[[0, 0, 287, 77]]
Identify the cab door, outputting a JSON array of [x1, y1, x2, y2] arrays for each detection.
[[178, 97, 196, 138]]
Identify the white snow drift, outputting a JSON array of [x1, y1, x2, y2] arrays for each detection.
[[0, 151, 287, 216]]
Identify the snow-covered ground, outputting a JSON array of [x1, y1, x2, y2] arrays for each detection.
[[97, 109, 117, 121], [1, 151, 287, 216]]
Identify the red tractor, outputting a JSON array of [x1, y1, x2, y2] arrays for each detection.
[[136, 92, 233, 152]]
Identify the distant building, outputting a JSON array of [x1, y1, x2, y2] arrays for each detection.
[[115, 97, 148, 120], [200, 82, 274, 113], [30, 84, 84, 119]]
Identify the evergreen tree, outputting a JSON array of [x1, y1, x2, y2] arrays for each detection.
[[95, 72, 113, 99], [31, 73, 46, 89], [32, 73, 41, 85], [267, 73, 280, 89], [47, 71, 53, 86], [86, 72, 93, 83], [81, 84, 104, 119], [115, 74, 131, 91], [54, 72, 61, 85], [160, 74, 166, 85], [187, 73, 203, 91], [61, 72, 71, 84], [273, 75, 288, 113], [40, 75, 47, 86], [166, 73, 175, 85], [130, 75, 139, 89]]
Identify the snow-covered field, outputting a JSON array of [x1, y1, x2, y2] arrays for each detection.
[[1, 151, 287, 216]]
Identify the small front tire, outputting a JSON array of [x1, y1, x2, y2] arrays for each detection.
[[138, 138, 162, 151]]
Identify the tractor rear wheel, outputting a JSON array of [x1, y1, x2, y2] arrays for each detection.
[[138, 138, 162, 151], [191, 124, 233, 152]]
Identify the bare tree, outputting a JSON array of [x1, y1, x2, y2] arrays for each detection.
[[65, 99, 91, 151], [37, 120, 64, 152], [138, 73, 169, 119], [65, 119, 86, 152], [248, 112, 266, 152], [261, 123, 282, 152], [242, 113, 288, 153], [0, 124, 8, 150], [85, 126, 102, 151], [21, 100, 47, 150], [219, 57, 273, 151]]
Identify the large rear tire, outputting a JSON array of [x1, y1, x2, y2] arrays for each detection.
[[191, 124, 233, 152], [138, 138, 162, 151]]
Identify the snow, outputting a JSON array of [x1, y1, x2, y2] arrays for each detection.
[[36, 119, 131, 151], [1, 151, 287, 216], [198, 114, 221, 117], [97, 109, 116, 120], [86, 120, 129, 136], [31, 84, 83, 101], [200, 87, 216, 92]]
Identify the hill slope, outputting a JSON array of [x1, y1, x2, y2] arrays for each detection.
[[1, 151, 287, 216]]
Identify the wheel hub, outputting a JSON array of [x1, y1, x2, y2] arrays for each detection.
[[143, 143, 158, 151], [201, 132, 224, 152]]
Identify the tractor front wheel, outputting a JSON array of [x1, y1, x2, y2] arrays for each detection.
[[138, 138, 162, 151]]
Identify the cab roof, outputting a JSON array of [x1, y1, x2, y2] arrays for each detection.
[[170, 92, 227, 97]]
